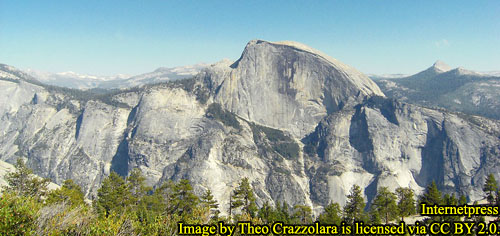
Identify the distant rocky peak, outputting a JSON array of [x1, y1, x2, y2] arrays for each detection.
[[431, 60, 452, 72], [452, 67, 481, 76]]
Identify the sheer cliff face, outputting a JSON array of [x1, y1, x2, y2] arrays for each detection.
[[1, 41, 500, 214], [304, 98, 500, 206], [203, 40, 383, 138]]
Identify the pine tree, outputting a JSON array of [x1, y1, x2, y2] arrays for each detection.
[[419, 181, 443, 222], [420, 181, 442, 205], [318, 202, 342, 225], [458, 195, 467, 205], [95, 171, 131, 217], [154, 180, 175, 208], [395, 187, 416, 221], [200, 189, 220, 220], [292, 205, 313, 224], [369, 209, 382, 224], [126, 168, 152, 206], [258, 201, 277, 224], [231, 178, 257, 217], [141, 180, 174, 221], [168, 179, 199, 218], [276, 201, 291, 223], [443, 194, 460, 222], [343, 185, 366, 224], [483, 173, 497, 205], [371, 187, 398, 224], [443, 194, 457, 205], [4, 159, 49, 201]]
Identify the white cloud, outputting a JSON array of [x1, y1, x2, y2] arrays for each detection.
[[434, 39, 450, 48]]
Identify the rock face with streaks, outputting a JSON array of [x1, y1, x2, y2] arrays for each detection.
[[200, 40, 384, 137], [0, 41, 499, 215]]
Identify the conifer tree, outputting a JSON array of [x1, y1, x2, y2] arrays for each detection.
[[276, 201, 291, 223], [483, 173, 497, 205], [95, 171, 131, 217], [153, 180, 175, 210], [343, 185, 366, 224], [458, 195, 467, 205], [231, 177, 257, 217], [419, 181, 443, 222], [258, 201, 277, 224], [369, 209, 382, 224], [420, 181, 442, 205], [292, 205, 313, 224], [395, 187, 416, 221], [168, 179, 199, 217], [318, 202, 342, 225], [443, 194, 457, 205], [442, 194, 460, 221], [126, 168, 152, 206], [371, 187, 398, 224], [200, 189, 220, 220]]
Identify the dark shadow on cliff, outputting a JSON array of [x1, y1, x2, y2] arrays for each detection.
[[416, 120, 445, 187]]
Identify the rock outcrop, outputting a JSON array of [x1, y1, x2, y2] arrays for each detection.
[[200, 40, 383, 137]]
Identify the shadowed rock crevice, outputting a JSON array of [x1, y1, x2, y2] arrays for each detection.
[[364, 96, 399, 125], [349, 106, 373, 153], [417, 120, 446, 187], [75, 112, 84, 140], [126, 105, 138, 126], [364, 177, 379, 210], [301, 120, 330, 161], [110, 138, 130, 177]]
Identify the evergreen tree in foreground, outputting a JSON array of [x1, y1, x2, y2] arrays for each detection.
[[127, 168, 153, 206], [292, 205, 313, 224], [275, 201, 292, 223], [343, 185, 366, 224], [442, 193, 460, 222], [318, 202, 342, 225], [95, 171, 131, 217], [231, 177, 257, 217], [458, 195, 467, 205], [483, 173, 497, 205], [420, 181, 442, 205], [419, 181, 443, 222], [201, 189, 220, 221], [395, 187, 416, 221], [168, 179, 199, 218], [258, 201, 277, 224], [371, 186, 398, 224]]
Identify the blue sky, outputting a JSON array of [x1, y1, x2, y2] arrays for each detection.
[[0, 0, 499, 75]]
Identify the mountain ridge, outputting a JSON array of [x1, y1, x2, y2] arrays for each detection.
[[374, 61, 500, 120], [20, 63, 209, 90], [1, 40, 500, 215]]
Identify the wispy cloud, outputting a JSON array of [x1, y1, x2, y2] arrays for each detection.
[[434, 39, 450, 48]]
